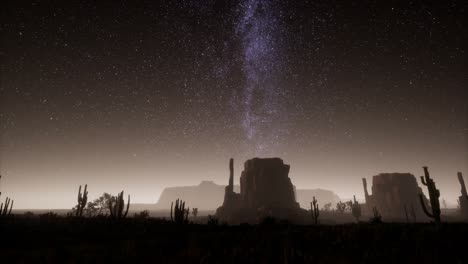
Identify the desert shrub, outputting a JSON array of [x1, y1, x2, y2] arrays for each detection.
[[134, 210, 150, 219], [369, 207, 383, 224], [207, 215, 219, 226], [39, 211, 59, 222]]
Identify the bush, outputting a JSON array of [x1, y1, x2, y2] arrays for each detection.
[[207, 215, 219, 226], [134, 210, 150, 219]]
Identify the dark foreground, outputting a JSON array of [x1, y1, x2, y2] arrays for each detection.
[[1, 217, 467, 264]]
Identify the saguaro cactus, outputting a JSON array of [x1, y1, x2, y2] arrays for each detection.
[[418, 166, 441, 224], [336, 201, 346, 214], [310, 196, 320, 224], [108, 191, 130, 219], [0, 197, 13, 217], [0, 175, 14, 218], [369, 206, 382, 223], [171, 198, 188, 224], [192, 208, 198, 218], [351, 195, 361, 222], [76, 184, 88, 217]]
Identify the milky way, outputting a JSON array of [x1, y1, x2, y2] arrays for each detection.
[[236, 0, 287, 156], [1, 1, 466, 208]]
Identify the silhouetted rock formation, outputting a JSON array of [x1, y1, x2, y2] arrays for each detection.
[[155, 181, 240, 210], [216, 158, 307, 223], [152, 178, 340, 212], [221, 158, 242, 212], [456, 172, 468, 219], [240, 158, 298, 209], [363, 173, 429, 219]]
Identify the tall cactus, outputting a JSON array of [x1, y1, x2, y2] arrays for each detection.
[[76, 184, 88, 217], [310, 196, 320, 224], [351, 195, 361, 222], [0, 175, 13, 218], [108, 191, 130, 219], [418, 166, 441, 224], [171, 198, 188, 224], [0, 197, 14, 217]]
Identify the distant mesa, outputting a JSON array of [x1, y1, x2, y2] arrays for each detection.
[[153, 176, 340, 213], [362, 173, 430, 219], [154, 181, 239, 210], [216, 157, 309, 223]]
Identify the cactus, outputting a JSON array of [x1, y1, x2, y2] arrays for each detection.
[[369, 206, 382, 223], [336, 201, 346, 214], [0, 175, 13, 218], [185, 207, 190, 221], [108, 191, 130, 219], [76, 184, 88, 217], [0, 197, 14, 217], [418, 166, 441, 224], [351, 195, 361, 222], [310, 196, 319, 224], [171, 198, 188, 224], [192, 208, 198, 218]]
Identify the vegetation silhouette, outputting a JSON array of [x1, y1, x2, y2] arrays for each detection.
[[108, 191, 130, 219], [1, 161, 467, 263], [419, 166, 441, 224], [171, 198, 189, 224], [310, 196, 319, 224], [351, 195, 361, 222], [74, 184, 88, 217], [0, 175, 14, 218]]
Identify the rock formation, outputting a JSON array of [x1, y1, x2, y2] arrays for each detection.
[[154, 181, 239, 210], [216, 158, 307, 223], [457, 172, 468, 219], [135, 164, 340, 211], [151, 179, 338, 212], [362, 173, 429, 219]]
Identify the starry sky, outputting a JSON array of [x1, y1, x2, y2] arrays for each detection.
[[1, 1, 467, 209]]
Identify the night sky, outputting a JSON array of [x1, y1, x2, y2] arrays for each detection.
[[1, 1, 466, 209]]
